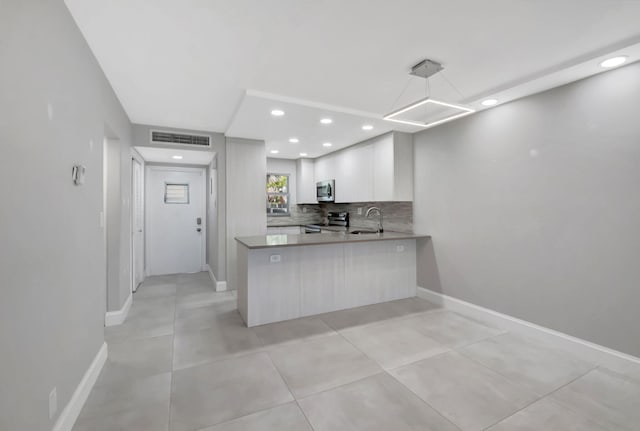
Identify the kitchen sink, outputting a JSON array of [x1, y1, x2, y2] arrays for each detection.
[[350, 230, 379, 235]]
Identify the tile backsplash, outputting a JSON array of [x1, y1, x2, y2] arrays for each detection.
[[268, 201, 413, 233], [267, 204, 324, 226]]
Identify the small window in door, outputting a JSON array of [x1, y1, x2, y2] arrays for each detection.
[[165, 183, 189, 204]]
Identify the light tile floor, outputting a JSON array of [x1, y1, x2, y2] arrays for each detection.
[[72, 273, 640, 431]]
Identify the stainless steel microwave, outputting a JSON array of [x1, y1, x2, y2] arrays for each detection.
[[316, 179, 335, 202]]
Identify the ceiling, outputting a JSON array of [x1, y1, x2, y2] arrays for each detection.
[[226, 91, 402, 159], [65, 0, 640, 156], [135, 146, 215, 166]]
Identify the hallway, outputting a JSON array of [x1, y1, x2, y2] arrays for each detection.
[[71, 274, 640, 431]]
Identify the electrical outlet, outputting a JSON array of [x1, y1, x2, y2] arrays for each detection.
[[396, 245, 405, 253], [357, 207, 363, 215], [49, 387, 57, 419], [302, 207, 307, 213], [269, 254, 281, 263]]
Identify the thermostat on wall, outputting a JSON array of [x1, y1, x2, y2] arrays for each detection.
[[72, 164, 86, 185]]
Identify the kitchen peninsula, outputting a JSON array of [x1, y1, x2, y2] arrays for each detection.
[[235, 231, 428, 326]]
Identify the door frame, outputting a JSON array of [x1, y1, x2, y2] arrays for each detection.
[[144, 165, 207, 276], [130, 150, 145, 292]]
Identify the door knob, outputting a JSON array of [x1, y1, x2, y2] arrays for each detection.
[[196, 228, 202, 232]]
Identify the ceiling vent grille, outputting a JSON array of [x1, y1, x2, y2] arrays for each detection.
[[150, 130, 211, 147]]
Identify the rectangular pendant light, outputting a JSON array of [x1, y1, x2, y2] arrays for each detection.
[[384, 97, 475, 128]]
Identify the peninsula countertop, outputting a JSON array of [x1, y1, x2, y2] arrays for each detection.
[[235, 231, 429, 249]]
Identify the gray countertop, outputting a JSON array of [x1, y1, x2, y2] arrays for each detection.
[[235, 231, 429, 249]]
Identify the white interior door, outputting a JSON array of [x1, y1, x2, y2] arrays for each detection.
[[146, 166, 205, 275], [131, 157, 144, 290]]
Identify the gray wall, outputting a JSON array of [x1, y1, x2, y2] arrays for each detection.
[[105, 139, 123, 310], [132, 124, 227, 281], [207, 154, 226, 281], [226, 138, 267, 290], [414, 62, 640, 357], [0, 1, 133, 429]]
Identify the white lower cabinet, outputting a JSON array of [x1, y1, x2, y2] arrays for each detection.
[[237, 239, 417, 326], [299, 244, 347, 316]]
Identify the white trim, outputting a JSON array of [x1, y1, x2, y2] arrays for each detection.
[[130, 149, 145, 293], [206, 264, 228, 292], [104, 293, 132, 327], [417, 286, 640, 372], [52, 342, 107, 431]]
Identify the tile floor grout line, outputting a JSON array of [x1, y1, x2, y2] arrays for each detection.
[[171, 342, 269, 372], [167, 282, 179, 431], [338, 308, 523, 431], [311, 302, 472, 431], [294, 398, 319, 431], [188, 400, 303, 431], [260, 348, 319, 431], [479, 364, 601, 431], [267, 347, 462, 431], [382, 368, 465, 431], [532, 365, 622, 431], [383, 347, 453, 373], [317, 302, 444, 332], [293, 370, 387, 403], [453, 336, 597, 399]]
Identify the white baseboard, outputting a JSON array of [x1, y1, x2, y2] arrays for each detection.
[[104, 293, 132, 327], [417, 286, 640, 372], [206, 264, 228, 292], [52, 342, 107, 431]]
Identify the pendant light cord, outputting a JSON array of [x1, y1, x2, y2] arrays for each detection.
[[389, 75, 414, 112], [441, 71, 465, 100]]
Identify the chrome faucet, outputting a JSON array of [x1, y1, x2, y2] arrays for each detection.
[[365, 206, 383, 233]]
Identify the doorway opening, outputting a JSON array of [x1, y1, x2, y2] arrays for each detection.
[[131, 153, 145, 291], [145, 166, 207, 276]]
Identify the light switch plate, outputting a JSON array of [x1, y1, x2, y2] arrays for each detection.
[[396, 245, 405, 252], [269, 254, 281, 263]]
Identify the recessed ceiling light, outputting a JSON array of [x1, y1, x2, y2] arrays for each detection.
[[270, 150, 279, 154], [362, 124, 373, 130], [600, 56, 627, 68], [320, 118, 333, 124], [323, 142, 332, 147], [271, 109, 285, 116], [299, 152, 308, 157], [289, 138, 299, 143], [172, 155, 183, 160], [481, 99, 498, 107]]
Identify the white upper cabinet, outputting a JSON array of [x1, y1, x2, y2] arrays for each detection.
[[303, 132, 413, 203], [296, 158, 316, 204], [374, 132, 413, 201], [335, 143, 374, 203]]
